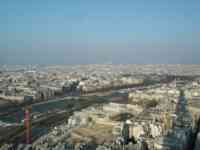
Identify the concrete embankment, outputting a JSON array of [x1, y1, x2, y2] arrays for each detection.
[[0, 95, 109, 145]]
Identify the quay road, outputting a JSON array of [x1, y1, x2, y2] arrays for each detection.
[[0, 83, 166, 145], [0, 94, 112, 145], [0, 83, 161, 120]]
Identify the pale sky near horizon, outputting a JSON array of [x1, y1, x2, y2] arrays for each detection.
[[1, 0, 200, 64]]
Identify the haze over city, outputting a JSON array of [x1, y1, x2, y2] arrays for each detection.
[[1, 1, 200, 150], [1, 0, 200, 64]]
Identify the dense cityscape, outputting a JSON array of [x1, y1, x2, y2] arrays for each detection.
[[1, 0, 200, 149], [0, 64, 200, 150]]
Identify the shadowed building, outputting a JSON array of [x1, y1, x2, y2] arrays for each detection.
[[154, 89, 193, 150]]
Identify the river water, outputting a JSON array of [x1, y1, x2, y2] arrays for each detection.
[[0, 98, 70, 123]]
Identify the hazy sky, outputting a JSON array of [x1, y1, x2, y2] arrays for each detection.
[[1, 0, 200, 64]]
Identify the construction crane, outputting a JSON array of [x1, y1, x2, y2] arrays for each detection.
[[0, 105, 32, 144], [24, 105, 32, 144]]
